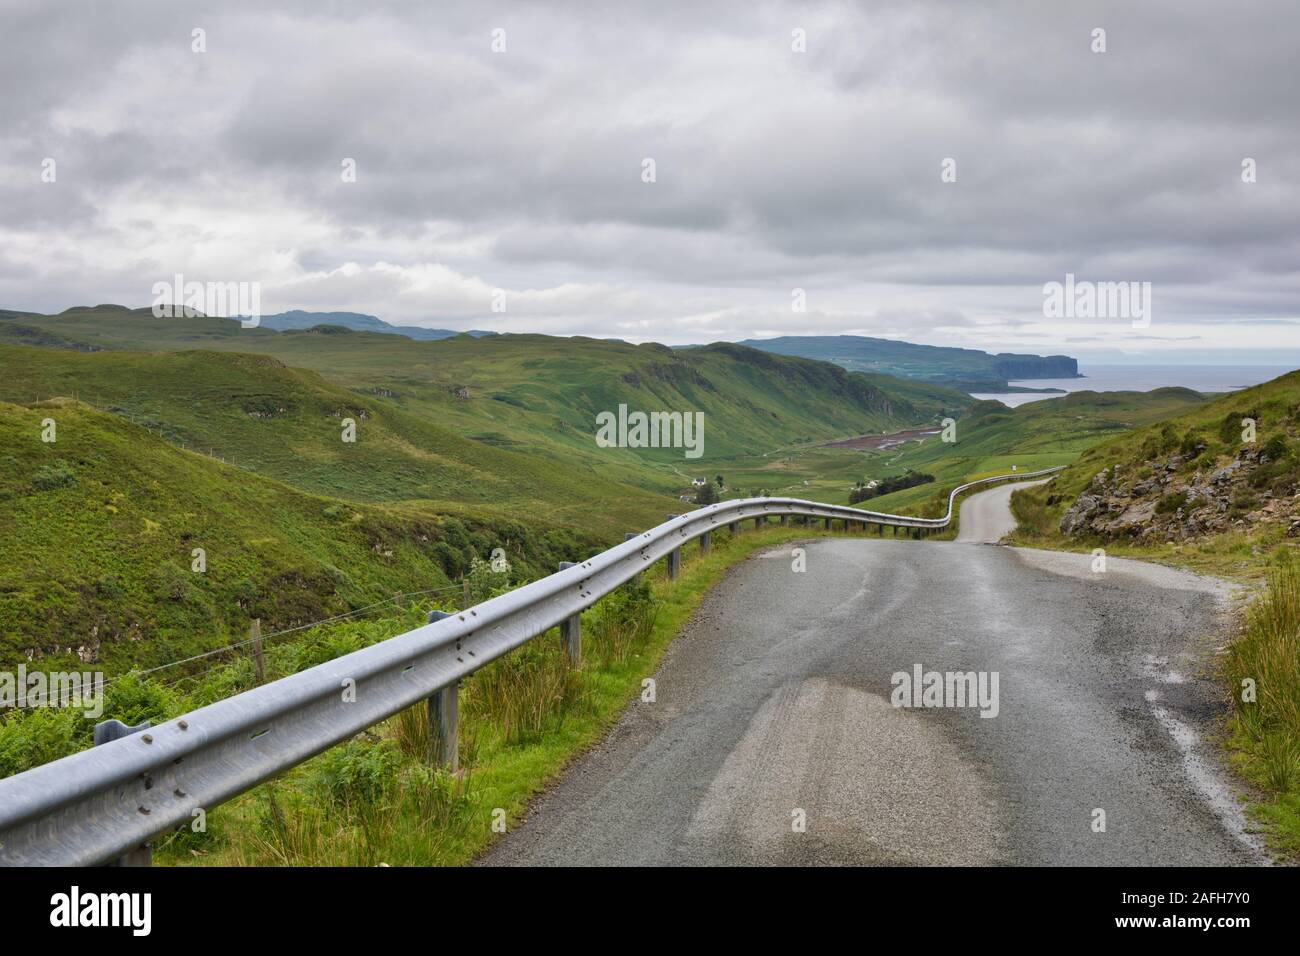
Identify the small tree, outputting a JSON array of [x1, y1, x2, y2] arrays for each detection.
[[695, 481, 718, 506]]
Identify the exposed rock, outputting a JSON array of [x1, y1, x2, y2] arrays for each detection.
[[1059, 440, 1299, 542], [1101, 500, 1157, 535]]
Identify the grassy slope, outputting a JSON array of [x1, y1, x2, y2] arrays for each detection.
[[1006, 372, 1300, 579], [0, 343, 671, 526], [0, 307, 972, 491], [0, 398, 607, 673], [0, 309, 971, 677]]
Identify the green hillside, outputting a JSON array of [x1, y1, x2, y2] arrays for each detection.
[[0, 343, 674, 521], [0, 398, 606, 674], [0, 310, 972, 677], [1008, 371, 1300, 570], [0, 307, 973, 492]]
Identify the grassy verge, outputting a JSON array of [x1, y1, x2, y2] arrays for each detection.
[[140, 523, 819, 866], [1222, 561, 1300, 858]]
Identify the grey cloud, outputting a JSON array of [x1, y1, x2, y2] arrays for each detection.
[[1, 0, 1298, 354]]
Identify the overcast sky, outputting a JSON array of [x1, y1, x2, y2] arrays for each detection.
[[2, 0, 1298, 362]]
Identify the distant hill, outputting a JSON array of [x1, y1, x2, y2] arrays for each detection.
[[0, 306, 974, 469], [248, 310, 497, 340], [739, 335, 1079, 388], [0, 306, 497, 342]]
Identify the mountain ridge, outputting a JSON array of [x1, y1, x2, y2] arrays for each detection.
[[739, 334, 1079, 388]]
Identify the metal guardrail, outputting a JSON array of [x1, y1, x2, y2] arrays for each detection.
[[0, 466, 1061, 866]]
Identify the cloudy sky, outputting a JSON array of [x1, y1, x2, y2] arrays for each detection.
[[2, 0, 1298, 362]]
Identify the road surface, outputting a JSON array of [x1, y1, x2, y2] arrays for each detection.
[[956, 478, 1049, 543], [481, 485, 1262, 866]]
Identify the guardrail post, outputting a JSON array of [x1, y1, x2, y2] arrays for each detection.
[[430, 682, 459, 772], [700, 531, 710, 554], [93, 719, 153, 867], [779, 515, 788, 526], [754, 516, 763, 530], [557, 562, 582, 663], [727, 521, 739, 534], [667, 547, 681, 579], [425, 610, 460, 771], [824, 517, 832, 531]]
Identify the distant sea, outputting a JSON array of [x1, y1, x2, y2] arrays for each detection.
[[968, 364, 1297, 408]]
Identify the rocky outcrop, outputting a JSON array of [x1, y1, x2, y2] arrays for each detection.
[[1059, 443, 1299, 542]]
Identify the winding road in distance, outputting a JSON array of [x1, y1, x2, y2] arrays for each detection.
[[481, 484, 1265, 867]]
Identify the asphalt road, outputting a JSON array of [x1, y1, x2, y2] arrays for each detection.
[[956, 478, 1050, 543], [481, 486, 1263, 866]]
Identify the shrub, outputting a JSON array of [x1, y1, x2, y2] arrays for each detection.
[[32, 461, 76, 491], [309, 739, 403, 811], [1219, 410, 1259, 445], [1179, 431, 1205, 458], [1155, 490, 1187, 514], [1261, 434, 1290, 461], [0, 708, 80, 778], [102, 673, 181, 728]]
